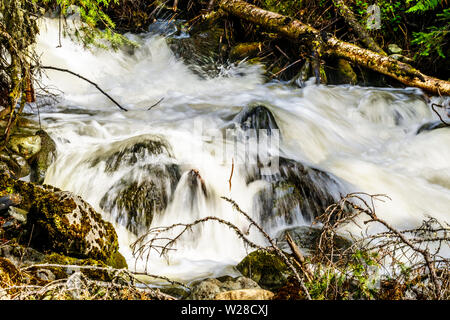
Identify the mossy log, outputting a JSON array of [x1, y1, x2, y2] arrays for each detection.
[[219, 0, 450, 96]]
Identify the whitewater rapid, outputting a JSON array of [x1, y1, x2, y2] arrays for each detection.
[[32, 18, 450, 282]]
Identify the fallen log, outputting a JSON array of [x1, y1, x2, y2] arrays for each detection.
[[219, 0, 450, 96]]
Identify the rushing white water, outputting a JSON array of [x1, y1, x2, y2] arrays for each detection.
[[32, 18, 450, 282]]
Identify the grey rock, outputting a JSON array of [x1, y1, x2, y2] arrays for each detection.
[[187, 276, 260, 300]]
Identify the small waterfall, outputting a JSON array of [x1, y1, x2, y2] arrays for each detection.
[[33, 17, 450, 281]]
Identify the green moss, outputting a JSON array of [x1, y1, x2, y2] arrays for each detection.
[[106, 251, 128, 269], [259, 0, 302, 17], [236, 249, 290, 290]]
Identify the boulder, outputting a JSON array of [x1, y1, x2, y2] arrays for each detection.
[[187, 276, 260, 300], [236, 249, 290, 291], [251, 157, 345, 226], [334, 59, 357, 84], [230, 105, 345, 227], [99, 163, 180, 235], [90, 135, 173, 174], [27, 191, 119, 262], [95, 135, 180, 235], [275, 226, 352, 255], [0, 173, 125, 266], [214, 288, 274, 300]]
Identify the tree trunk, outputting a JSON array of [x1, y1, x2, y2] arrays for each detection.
[[219, 0, 450, 96]]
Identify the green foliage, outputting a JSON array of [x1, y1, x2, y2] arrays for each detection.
[[410, 7, 449, 59], [258, 0, 301, 17], [304, 250, 380, 300], [406, 0, 440, 13], [38, 0, 135, 49]]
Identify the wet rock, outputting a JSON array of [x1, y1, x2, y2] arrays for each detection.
[[334, 59, 357, 85], [214, 288, 274, 300], [416, 120, 449, 134], [29, 130, 57, 184], [7, 206, 27, 223], [251, 157, 345, 226], [0, 194, 22, 212], [232, 105, 280, 137], [90, 134, 173, 174], [95, 135, 180, 235], [187, 276, 260, 300], [99, 163, 180, 235], [27, 190, 119, 262], [0, 244, 46, 267], [7, 134, 41, 159], [387, 44, 402, 54], [168, 25, 225, 77], [160, 285, 190, 300], [275, 226, 352, 255], [236, 249, 291, 291], [0, 151, 30, 178]]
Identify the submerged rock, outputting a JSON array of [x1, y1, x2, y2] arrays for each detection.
[[230, 104, 345, 227], [168, 25, 225, 78], [251, 157, 345, 227], [100, 164, 180, 235], [416, 120, 449, 134], [231, 105, 280, 137], [90, 134, 173, 174], [95, 135, 181, 235]]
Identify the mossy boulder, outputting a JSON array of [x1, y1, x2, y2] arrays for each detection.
[[236, 249, 291, 291], [36, 252, 128, 282], [0, 257, 21, 286], [0, 173, 124, 267], [27, 191, 119, 262]]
